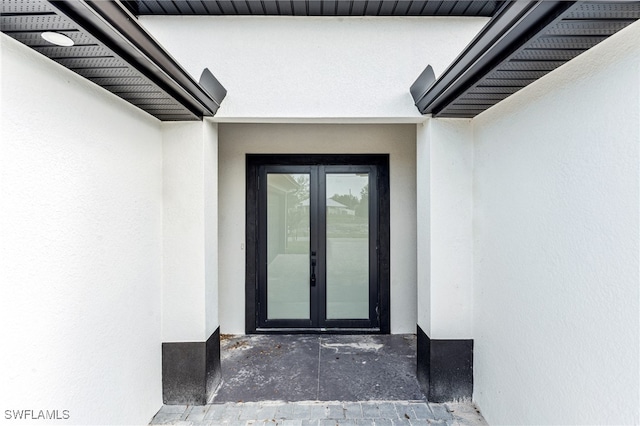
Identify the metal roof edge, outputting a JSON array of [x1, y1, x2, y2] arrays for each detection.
[[49, 0, 226, 119], [412, 0, 576, 115]]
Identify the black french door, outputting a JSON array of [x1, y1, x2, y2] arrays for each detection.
[[246, 155, 390, 333]]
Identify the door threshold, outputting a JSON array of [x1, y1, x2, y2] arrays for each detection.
[[252, 327, 384, 335]]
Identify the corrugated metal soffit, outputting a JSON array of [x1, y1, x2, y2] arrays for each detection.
[[124, 0, 504, 17]]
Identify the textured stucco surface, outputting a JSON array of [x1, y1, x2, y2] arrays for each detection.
[[416, 123, 432, 336], [472, 20, 640, 425], [163, 122, 207, 342], [138, 15, 487, 121], [217, 123, 417, 334], [162, 120, 220, 342], [0, 34, 163, 424], [416, 119, 474, 340], [203, 120, 220, 339]]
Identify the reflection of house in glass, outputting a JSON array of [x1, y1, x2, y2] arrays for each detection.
[[266, 174, 310, 319], [267, 174, 307, 263], [300, 198, 355, 216]]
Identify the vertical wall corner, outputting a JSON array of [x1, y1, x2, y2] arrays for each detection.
[[417, 325, 473, 403], [416, 324, 431, 396], [205, 327, 222, 398], [162, 327, 221, 405]]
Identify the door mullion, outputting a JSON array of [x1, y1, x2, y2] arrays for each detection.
[[317, 166, 328, 327], [310, 167, 320, 327]]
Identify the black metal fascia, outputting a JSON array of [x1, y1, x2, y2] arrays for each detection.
[[413, 0, 576, 115], [48, 0, 225, 119]]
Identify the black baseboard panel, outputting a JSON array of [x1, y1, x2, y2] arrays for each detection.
[[417, 325, 473, 402], [206, 328, 221, 398], [162, 327, 221, 405]]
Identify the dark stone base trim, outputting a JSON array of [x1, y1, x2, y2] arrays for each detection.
[[417, 325, 473, 402], [205, 328, 222, 400], [162, 327, 221, 405]]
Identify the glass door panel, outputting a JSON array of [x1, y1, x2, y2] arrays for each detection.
[[325, 173, 369, 319], [251, 156, 387, 332], [266, 173, 310, 320]]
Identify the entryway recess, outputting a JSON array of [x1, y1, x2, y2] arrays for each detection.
[[246, 154, 390, 333]]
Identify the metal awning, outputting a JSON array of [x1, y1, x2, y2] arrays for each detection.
[[1, 0, 226, 121], [412, 1, 640, 118]]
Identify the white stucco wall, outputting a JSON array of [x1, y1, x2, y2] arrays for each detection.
[[204, 120, 220, 339], [472, 21, 640, 425], [138, 15, 487, 121], [0, 34, 163, 425], [416, 119, 474, 340], [162, 121, 219, 342], [218, 124, 417, 334], [416, 123, 432, 335]]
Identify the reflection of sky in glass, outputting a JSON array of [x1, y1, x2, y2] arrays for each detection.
[[326, 174, 368, 199]]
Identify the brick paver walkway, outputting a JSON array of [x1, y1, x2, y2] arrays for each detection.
[[150, 400, 487, 425]]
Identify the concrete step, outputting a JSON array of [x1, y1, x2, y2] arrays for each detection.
[[150, 401, 487, 426]]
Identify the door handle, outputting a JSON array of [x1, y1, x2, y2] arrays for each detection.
[[310, 251, 317, 287]]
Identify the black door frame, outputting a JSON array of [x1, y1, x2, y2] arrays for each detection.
[[246, 154, 390, 334]]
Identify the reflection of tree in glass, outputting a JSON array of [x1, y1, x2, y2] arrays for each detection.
[[287, 175, 309, 242], [294, 175, 309, 204], [356, 184, 368, 217]]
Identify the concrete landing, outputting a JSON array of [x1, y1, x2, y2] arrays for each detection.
[[150, 335, 488, 425], [213, 334, 424, 402]]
